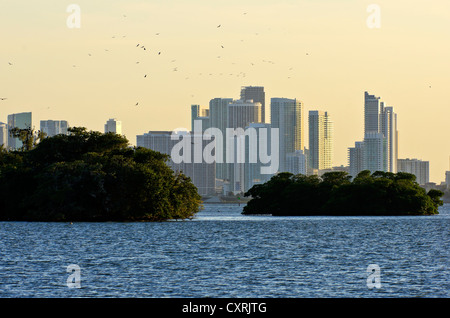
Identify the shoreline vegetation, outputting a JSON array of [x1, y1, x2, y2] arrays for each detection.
[[243, 171, 444, 216], [0, 127, 445, 221], [0, 127, 202, 222]]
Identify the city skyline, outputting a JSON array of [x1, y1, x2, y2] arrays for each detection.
[[1, 1, 449, 182]]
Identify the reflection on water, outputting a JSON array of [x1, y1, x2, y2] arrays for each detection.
[[0, 204, 448, 298]]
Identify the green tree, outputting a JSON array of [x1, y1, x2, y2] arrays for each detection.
[[0, 127, 201, 221], [243, 170, 443, 216]]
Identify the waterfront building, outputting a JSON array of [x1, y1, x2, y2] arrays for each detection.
[[136, 130, 216, 196], [240, 86, 266, 123], [7, 112, 32, 150], [209, 98, 233, 180], [0, 122, 7, 148], [348, 141, 364, 178], [308, 110, 333, 171], [379, 105, 398, 173], [361, 92, 398, 173], [397, 158, 430, 185], [285, 149, 307, 176], [363, 132, 386, 173], [104, 118, 122, 135], [445, 171, 450, 189], [226, 99, 262, 193], [243, 123, 277, 192], [271, 98, 304, 172], [40, 120, 69, 137], [191, 104, 210, 133]]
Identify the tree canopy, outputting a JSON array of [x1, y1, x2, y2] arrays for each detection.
[[243, 170, 443, 216], [0, 127, 202, 221]]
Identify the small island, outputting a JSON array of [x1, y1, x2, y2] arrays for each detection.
[[0, 127, 202, 222], [242, 171, 444, 216]]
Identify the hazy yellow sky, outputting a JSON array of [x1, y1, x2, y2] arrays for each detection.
[[1, 0, 449, 182]]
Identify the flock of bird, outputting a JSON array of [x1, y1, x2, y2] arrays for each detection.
[[3, 12, 309, 107], [2, 12, 434, 107]]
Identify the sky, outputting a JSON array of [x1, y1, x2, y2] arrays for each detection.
[[1, 0, 449, 183]]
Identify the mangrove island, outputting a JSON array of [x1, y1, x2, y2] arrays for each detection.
[[0, 127, 202, 222], [243, 171, 444, 216]]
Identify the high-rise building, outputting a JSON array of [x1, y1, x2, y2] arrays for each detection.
[[348, 141, 364, 178], [363, 132, 387, 173], [104, 118, 122, 135], [7, 112, 32, 150], [271, 98, 304, 172], [226, 99, 262, 193], [364, 91, 382, 134], [308, 110, 333, 171], [240, 86, 265, 123], [0, 122, 8, 148], [191, 104, 210, 132], [227, 99, 261, 129], [136, 130, 216, 196], [379, 105, 398, 173], [40, 120, 69, 137], [242, 123, 277, 192], [209, 98, 233, 180], [363, 91, 398, 173], [445, 171, 450, 189], [285, 150, 307, 176], [397, 158, 429, 185]]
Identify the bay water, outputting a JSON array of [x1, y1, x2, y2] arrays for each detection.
[[0, 204, 448, 298]]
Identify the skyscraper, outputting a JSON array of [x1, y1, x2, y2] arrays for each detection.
[[0, 122, 7, 148], [362, 91, 398, 173], [348, 141, 364, 178], [379, 105, 398, 173], [285, 150, 307, 176], [40, 120, 69, 137], [226, 99, 262, 193], [136, 130, 216, 196], [227, 99, 262, 129], [270, 98, 304, 171], [191, 104, 210, 132], [364, 91, 382, 134], [445, 171, 450, 190], [7, 112, 32, 150], [308, 110, 333, 171], [243, 123, 277, 192], [104, 118, 122, 135], [397, 158, 429, 185], [240, 86, 265, 123], [363, 132, 387, 173], [209, 98, 233, 180]]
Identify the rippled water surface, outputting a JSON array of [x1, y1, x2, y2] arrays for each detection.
[[1, 204, 449, 297]]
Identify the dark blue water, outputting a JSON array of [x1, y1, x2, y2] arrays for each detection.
[[0, 204, 448, 298]]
